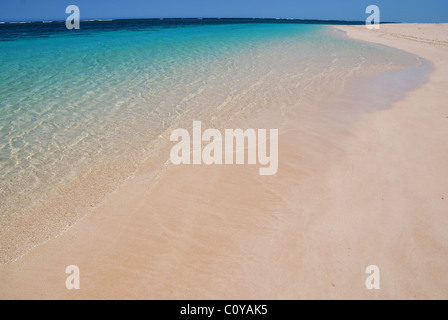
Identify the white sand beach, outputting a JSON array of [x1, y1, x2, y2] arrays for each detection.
[[0, 24, 447, 300]]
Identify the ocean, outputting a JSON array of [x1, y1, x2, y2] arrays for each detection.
[[0, 19, 426, 264]]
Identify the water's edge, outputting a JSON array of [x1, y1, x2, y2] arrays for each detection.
[[0, 24, 431, 265]]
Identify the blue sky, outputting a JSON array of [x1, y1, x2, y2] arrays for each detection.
[[1, 0, 447, 23]]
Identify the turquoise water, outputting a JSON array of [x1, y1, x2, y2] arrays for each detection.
[[0, 20, 423, 262]]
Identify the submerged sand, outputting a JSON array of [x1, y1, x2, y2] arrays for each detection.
[[0, 24, 447, 300]]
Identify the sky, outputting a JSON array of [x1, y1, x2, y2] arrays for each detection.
[[1, 0, 447, 23]]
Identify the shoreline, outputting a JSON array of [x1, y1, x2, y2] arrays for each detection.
[[0, 24, 410, 267], [1, 24, 447, 299], [329, 24, 448, 298]]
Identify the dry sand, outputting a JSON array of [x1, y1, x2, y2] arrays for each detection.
[[0, 24, 447, 300]]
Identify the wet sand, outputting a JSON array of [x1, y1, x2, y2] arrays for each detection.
[[1, 24, 448, 300]]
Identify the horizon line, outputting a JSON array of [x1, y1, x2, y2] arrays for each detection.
[[0, 17, 400, 24]]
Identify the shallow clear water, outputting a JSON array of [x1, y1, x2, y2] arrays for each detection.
[[0, 20, 424, 262]]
